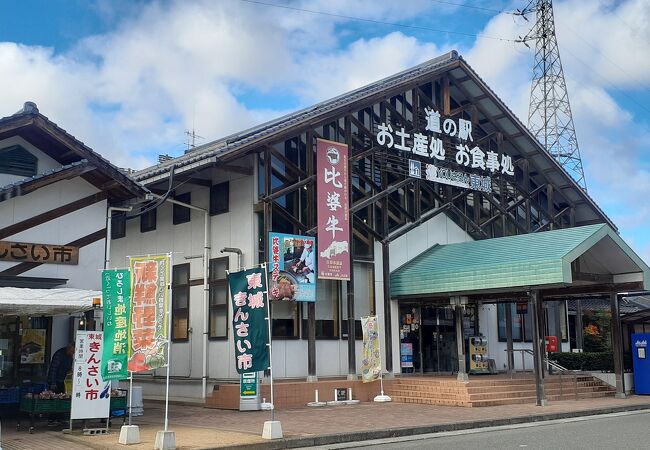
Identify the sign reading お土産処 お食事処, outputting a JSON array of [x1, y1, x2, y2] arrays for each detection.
[[376, 109, 515, 194]]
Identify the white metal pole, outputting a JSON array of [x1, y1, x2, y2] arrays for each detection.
[[201, 210, 210, 400], [128, 373, 133, 426], [164, 253, 173, 432], [263, 263, 274, 421]]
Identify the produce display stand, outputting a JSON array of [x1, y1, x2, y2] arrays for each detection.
[[0, 387, 20, 417], [18, 395, 70, 433]]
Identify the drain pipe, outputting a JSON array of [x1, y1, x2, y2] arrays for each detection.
[[147, 193, 211, 399], [105, 206, 133, 270], [221, 247, 243, 271]]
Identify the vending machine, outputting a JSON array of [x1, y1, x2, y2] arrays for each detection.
[[467, 336, 489, 374], [632, 333, 650, 395]]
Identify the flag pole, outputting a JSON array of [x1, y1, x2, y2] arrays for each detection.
[[263, 262, 275, 421], [164, 253, 172, 431], [373, 315, 391, 402]]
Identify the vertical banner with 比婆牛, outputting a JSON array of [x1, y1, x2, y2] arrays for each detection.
[[101, 269, 131, 380], [268, 232, 316, 302], [361, 316, 381, 383], [71, 331, 111, 420], [316, 138, 350, 280], [127, 254, 170, 372], [228, 268, 269, 374]]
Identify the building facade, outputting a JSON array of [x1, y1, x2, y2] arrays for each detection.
[[109, 52, 648, 402]]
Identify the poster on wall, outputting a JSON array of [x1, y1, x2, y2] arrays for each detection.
[[19, 329, 46, 364], [400, 343, 414, 368], [361, 316, 381, 383], [71, 331, 111, 420], [227, 268, 269, 374], [268, 232, 316, 302], [101, 269, 131, 380], [127, 254, 170, 373], [316, 138, 350, 280]]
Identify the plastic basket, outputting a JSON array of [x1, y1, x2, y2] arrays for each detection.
[[110, 396, 127, 410], [55, 398, 71, 413], [20, 397, 58, 413]]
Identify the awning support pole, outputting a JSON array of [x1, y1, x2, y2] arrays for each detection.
[[610, 292, 626, 398], [454, 301, 468, 381], [531, 289, 546, 406], [505, 302, 515, 374]]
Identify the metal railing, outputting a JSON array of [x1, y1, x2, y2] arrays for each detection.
[[505, 348, 585, 400]]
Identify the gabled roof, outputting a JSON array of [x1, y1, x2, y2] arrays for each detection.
[[390, 224, 649, 298], [132, 50, 612, 229], [0, 102, 147, 202]]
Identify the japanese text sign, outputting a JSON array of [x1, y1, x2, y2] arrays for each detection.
[[0, 240, 78, 265], [361, 316, 381, 383], [128, 254, 170, 372], [101, 269, 131, 380], [269, 232, 316, 302], [316, 138, 350, 280], [71, 331, 111, 420], [227, 268, 269, 374]]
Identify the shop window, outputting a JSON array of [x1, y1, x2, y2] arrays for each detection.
[[272, 300, 299, 338], [173, 192, 191, 224], [210, 182, 229, 216], [498, 302, 568, 343], [111, 212, 126, 239], [342, 262, 374, 340], [208, 257, 229, 339], [0, 145, 37, 177], [171, 264, 190, 341], [301, 279, 340, 339], [140, 205, 156, 233]]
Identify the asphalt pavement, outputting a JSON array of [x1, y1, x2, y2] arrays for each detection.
[[317, 410, 650, 450]]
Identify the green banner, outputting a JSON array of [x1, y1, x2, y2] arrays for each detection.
[[228, 268, 269, 374], [101, 269, 131, 380]]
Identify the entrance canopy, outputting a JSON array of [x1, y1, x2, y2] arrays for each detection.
[[0, 287, 100, 315], [391, 224, 650, 299]]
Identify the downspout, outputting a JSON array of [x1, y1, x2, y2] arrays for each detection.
[[147, 193, 211, 399], [221, 247, 243, 271]]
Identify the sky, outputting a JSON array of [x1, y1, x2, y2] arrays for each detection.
[[1, 0, 649, 263]]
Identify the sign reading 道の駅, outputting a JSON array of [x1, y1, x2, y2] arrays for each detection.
[[0, 240, 79, 264]]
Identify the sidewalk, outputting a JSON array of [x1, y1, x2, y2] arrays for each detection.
[[3, 395, 650, 450]]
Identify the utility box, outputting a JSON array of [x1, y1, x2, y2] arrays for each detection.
[[632, 333, 650, 395], [467, 336, 489, 374], [239, 372, 261, 411]]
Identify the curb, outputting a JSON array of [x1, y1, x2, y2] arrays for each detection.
[[213, 403, 650, 449]]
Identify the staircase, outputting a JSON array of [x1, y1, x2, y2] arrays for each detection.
[[385, 374, 616, 407]]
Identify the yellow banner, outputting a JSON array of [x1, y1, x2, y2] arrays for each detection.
[[127, 254, 170, 372], [361, 316, 381, 383]]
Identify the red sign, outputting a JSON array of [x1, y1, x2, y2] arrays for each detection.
[[316, 138, 350, 280]]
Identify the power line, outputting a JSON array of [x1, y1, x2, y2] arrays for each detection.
[[236, 0, 518, 42], [430, 0, 510, 15]]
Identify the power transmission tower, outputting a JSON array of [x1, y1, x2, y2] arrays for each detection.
[[518, 0, 587, 190]]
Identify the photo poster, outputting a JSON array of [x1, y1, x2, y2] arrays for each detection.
[[20, 329, 46, 364], [268, 232, 316, 302]]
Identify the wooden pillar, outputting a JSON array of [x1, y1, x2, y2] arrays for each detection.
[[455, 301, 467, 381], [382, 242, 393, 374], [306, 130, 317, 381], [530, 290, 546, 406], [505, 302, 515, 373], [610, 292, 626, 398], [575, 299, 584, 351]]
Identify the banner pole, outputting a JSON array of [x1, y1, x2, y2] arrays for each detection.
[[263, 262, 274, 422], [128, 372, 133, 426], [164, 253, 173, 432], [373, 315, 391, 402]]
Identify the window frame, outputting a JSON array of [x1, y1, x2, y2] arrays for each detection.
[[0, 145, 37, 177], [173, 192, 192, 225], [208, 256, 229, 340], [140, 205, 157, 233], [111, 212, 126, 240], [171, 263, 190, 342], [210, 181, 229, 216]]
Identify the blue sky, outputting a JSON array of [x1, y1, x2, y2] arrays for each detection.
[[1, 0, 649, 262]]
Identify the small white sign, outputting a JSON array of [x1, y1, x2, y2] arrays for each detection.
[[71, 331, 111, 420]]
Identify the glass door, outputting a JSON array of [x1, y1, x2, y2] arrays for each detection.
[[421, 305, 458, 373]]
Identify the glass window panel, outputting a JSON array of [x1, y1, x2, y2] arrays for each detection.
[[210, 258, 228, 280], [272, 301, 298, 337], [209, 284, 227, 306], [173, 289, 188, 309], [209, 307, 227, 338]]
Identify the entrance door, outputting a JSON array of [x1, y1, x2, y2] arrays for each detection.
[[421, 306, 458, 373]]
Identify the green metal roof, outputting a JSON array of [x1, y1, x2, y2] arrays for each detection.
[[390, 224, 650, 298]]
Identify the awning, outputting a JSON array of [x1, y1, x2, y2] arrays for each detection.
[[0, 287, 100, 316], [390, 224, 650, 298]]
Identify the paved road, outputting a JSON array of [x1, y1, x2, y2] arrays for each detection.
[[318, 411, 650, 450]]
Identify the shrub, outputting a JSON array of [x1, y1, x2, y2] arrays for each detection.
[[549, 352, 614, 371]]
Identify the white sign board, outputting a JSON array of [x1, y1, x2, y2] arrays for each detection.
[[71, 331, 111, 420]]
